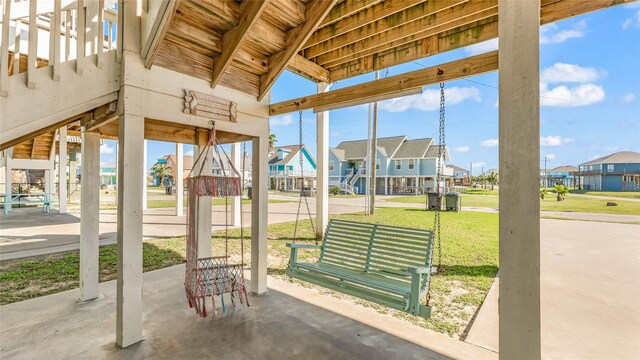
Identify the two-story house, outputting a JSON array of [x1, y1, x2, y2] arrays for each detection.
[[447, 164, 470, 186], [577, 151, 640, 191], [269, 145, 317, 191], [543, 165, 578, 188], [328, 136, 451, 195]]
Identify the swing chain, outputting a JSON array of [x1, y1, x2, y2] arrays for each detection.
[[293, 110, 315, 243], [435, 82, 445, 272]]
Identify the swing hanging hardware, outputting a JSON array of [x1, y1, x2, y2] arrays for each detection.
[[437, 68, 444, 75]]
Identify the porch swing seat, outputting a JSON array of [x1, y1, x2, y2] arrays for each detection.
[[286, 220, 435, 318]]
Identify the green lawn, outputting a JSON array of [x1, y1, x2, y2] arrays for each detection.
[[568, 190, 640, 199], [385, 192, 640, 215], [0, 208, 498, 337], [86, 197, 292, 210]]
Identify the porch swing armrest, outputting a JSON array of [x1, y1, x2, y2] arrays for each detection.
[[286, 244, 322, 249], [406, 265, 430, 274]]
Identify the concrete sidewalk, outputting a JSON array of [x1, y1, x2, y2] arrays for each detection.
[[465, 219, 640, 359]]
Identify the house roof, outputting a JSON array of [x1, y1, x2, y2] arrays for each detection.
[[550, 165, 578, 172], [330, 148, 345, 162], [393, 138, 433, 159], [483, 168, 499, 175], [447, 164, 469, 173], [425, 145, 451, 161], [268, 145, 315, 166], [579, 151, 640, 166], [335, 136, 406, 160]]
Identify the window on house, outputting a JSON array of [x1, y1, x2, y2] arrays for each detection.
[[376, 159, 380, 170], [607, 164, 614, 172], [408, 159, 415, 170], [329, 161, 334, 171], [395, 160, 402, 170]]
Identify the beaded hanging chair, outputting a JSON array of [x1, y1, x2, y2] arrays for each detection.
[[184, 125, 249, 318]]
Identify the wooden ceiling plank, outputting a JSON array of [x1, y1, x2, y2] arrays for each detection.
[[319, 0, 385, 29], [270, 51, 498, 115], [305, 0, 466, 49], [211, 0, 271, 88], [258, 0, 340, 101], [287, 54, 330, 83], [320, 7, 497, 69], [306, 0, 496, 60], [142, 0, 182, 69]]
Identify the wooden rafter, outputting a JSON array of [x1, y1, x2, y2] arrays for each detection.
[[270, 51, 499, 115], [319, 0, 386, 29], [258, 0, 339, 101], [82, 101, 118, 131], [288, 54, 330, 83], [211, 0, 271, 89], [142, 0, 182, 69]]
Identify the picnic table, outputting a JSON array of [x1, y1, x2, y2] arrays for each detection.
[[0, 193, 51, 215]]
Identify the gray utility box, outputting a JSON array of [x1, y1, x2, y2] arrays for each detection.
[[445, 192, 461, 212], [427, 192, 442, 210]]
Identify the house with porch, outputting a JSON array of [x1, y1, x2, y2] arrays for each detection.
[[543, 165, 578, 188], [329, 136, 451, 195], [268, 145, 316, 191], [578, 151, 640, 191], [447, 164, 471, 186], [100, 162, 116, 187]]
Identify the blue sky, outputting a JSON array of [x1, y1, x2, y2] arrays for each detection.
[[101, 4, 640, 175]]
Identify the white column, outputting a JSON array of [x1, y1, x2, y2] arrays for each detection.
[[498, 1, 541, 359], [116, 114, 144, 348], [251, 136, 268, 294], [142, 140, 147, 210], [70, 159, 78, 195], [194, 130, 212, 258], [58, 127, 68, 213], [80, 130, 100, 301], [230, 142, 242, 226], [316, 82, 330, 240], [384, 176, 388, 195], [175, 143, 184, 216], [114, 140, 118, 207]]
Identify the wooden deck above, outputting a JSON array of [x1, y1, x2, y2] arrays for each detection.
[[150, 0, 630, 100]]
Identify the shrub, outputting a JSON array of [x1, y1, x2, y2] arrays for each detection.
[[329, 186, 342, 195]]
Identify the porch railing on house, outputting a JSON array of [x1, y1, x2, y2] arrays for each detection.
[[269, 169, 316, 177]]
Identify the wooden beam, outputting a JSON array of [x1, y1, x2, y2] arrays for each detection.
[[287, 55, 330, 83], [258, 0, 339, 101], [211, 0, 270, 89], [142, 0, 181, 69], [82, 101, 118, 131], [269, 51, 498, 116], [306, 0, 496, 60], [304, 0, 467, 49], [319, 0, 385, 29]]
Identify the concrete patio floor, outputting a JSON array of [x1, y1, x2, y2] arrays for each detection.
[[0, 265, 495, 360]]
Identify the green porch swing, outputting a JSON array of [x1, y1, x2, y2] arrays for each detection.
[[285, 82, 449, 319]]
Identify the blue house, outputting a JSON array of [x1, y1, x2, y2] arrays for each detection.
[[543, 165, 578, 188], [578, 151, 640, 191], [328, 136, 451, 194], [268, 145, 316, 190]]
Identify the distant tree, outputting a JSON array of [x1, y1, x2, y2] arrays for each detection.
[[487, 172, 499, 190], [151, 163, 173, 187], [555, 184, 568, 201], [348, 160, 357, 169], [477, 174, 487, 189], [269, 133, 278, 152], [540, 188, 548, 199]]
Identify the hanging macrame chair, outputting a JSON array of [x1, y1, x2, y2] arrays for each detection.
[[184, 124, 250, 318]]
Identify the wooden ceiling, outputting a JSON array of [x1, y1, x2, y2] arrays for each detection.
[[152, 0, 628, 101]]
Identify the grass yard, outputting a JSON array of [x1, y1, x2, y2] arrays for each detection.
[[385, 192, 640, 215], [0, 208, 498, 338], [568, 190, 640, 199], [74, 197, 292, 211]]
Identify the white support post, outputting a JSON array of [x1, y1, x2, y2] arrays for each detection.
[[251, 136, 268, 294], [5, 158, 11, 212], [384, 176, 388, 195], [316, 82, 330, 241], [142, 140, 147, 210], [76, 0, 85, 75], [13, 19, 20, 75], [194, 130, 212, 258], [59, 126, 68, 213], [52, 0, 61, 80], [116, 114, 144, 348], [175, 143, 184, 216], [498, 1, 541, 359], [27, 0, 37, 88], [230, 142, 241, 226], [0, 0, 9, 97], [80, 130, 100, 301]]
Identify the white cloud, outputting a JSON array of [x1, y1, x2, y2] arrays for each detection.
[[270, 114, 293, 126], [472, 161, 485, 168], [100, 143, 114, 155], [622, 10, 640, 29], [623, 93, 636, 102], [544, 153, 557, 160], [540, 136, 573, 146], [455, 146, 470, 153], [540, 20, 586, 44], [379, 86, 481, 112], [540, 83, 605, 107], [480, 138, 499, 148], [541, 63, 601, 84], [464, 38, 498, 55]]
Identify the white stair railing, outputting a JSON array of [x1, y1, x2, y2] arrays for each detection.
[[1, 0, 118, 97]]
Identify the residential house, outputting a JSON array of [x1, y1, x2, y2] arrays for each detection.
[[328, 136, 451, 195], [150, 154, 194, 186], [577, 151, 640, 191], [447, 164, 470, 186], [268, 145, 316, 190], [100, 163, 117, 187], [213, 153, 252, 187], [543, 165, 578, 188]]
